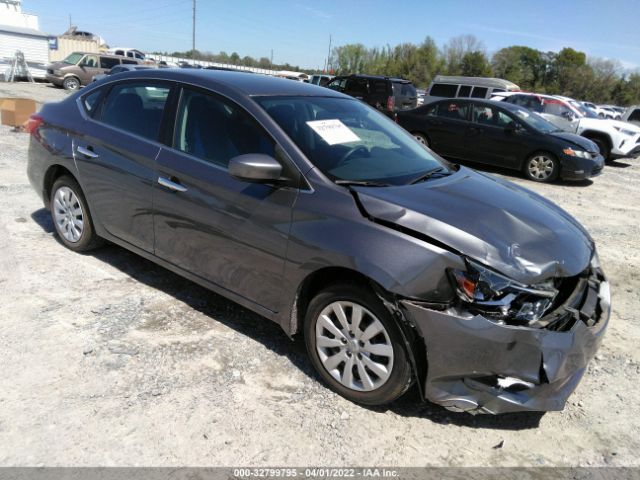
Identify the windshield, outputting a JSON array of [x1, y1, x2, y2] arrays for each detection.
[[255, 96, 447, 185], [62, 53, 84, 65], [511, 106, 559, 133]]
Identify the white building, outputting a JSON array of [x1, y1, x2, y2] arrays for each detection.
[[0, 0, 49, 65]]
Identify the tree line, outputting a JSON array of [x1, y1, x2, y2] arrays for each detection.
[[329, 35, 640, 106], [158, 34, 640, 106]]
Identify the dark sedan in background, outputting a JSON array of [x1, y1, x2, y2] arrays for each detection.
[[26, 70, 609, 414], [398, 98, 604, 182]]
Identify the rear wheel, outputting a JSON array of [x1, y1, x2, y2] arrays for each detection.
[[50, 176, 102, 252], [62, 76, 80, 91], [304, 283, 412, 406], [524, 152, 559, 182], [413, 132, 430, 147]]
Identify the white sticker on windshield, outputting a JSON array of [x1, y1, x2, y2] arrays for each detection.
[[306, 119, 361, 145]]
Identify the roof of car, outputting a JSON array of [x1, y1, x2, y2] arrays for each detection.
[[100, 69, 346, 98], [432, 97, 526, 112], [335, 73, 412, 83]]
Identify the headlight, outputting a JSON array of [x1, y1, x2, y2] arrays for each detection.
[[448, 260, 558, 325], [613, 126, 637, 136], [563, 147, 591, 158], [54, 69, 62, 76]]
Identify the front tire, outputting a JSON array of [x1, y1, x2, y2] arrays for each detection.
[[589, 137, 611, 162], [304, 283, 412, 406], [62, 76, 80, 91], [50, 176, 101, 252], [524, 152, 559, 182]]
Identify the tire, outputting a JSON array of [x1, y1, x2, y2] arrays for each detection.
[[523, 152, 559, 183], [588, 136, 611, 162], [50, 175, 102, 252], [304, 283, 413, 406], [62, 76, 80, 91], [413, 132, 430, 148]]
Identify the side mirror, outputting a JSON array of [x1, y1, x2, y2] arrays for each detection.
[[229, 154, 283, 183]]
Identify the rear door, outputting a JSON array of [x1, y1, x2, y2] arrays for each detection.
[[152, 86, 298, 313], [426, 100, 471, 158], [74, 80, 172, 251]]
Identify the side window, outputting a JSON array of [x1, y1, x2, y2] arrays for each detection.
[[121, 59, 137, 65], [327, 78, 346, 91], [100, 56, 120, 69], [370, 80, 389, 94], [457, 85, 472, 97], [472, 104, 495, 125], [470, 86, 488, 98], [98, 82, 170, 140], [173, 88, 275, 168], [82, 88, 104, 115], [115, 50, 124, 56], [80, 55, 98, 68], [543, 99, 573, 117], [437, 101, 469, 121], [629, 109, 640, 122], [127, 52, 134, 58], [496, 111, 514, 127], [346, 78, 368, 96], [429, 83, 458, 97], [424, 103, 438, 117]]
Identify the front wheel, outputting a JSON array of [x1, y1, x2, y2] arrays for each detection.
[[304, 283, 413, 406], [589, 137, 611, 162], [62, 76, 80, 91], [524, 152, 559, 182]]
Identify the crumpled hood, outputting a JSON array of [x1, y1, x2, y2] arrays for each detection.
[[549, 131, 598, 152], [354, 167, 593, 285]]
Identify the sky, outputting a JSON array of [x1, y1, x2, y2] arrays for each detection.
[[24, 0, 640, 71]]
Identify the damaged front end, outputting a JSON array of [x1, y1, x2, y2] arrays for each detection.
[[400, 252, 611, 414]]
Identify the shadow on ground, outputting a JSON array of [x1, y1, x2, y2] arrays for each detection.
[[30, 207, 543, 430]]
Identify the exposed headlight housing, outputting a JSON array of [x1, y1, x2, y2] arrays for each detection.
[[563, 147, 591, 158], [448, 260, 558, 326], [613, 126, 637, 136]]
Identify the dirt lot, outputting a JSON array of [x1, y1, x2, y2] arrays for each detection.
[[0, 82, 639, 467]]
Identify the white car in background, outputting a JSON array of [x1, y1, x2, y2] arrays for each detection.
[[599, 105, 622, 120], [580, 101, 609, 118], [492, 92, 640, 160]]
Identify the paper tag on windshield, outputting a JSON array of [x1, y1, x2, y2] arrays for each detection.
[[306, 119, 361, 145]]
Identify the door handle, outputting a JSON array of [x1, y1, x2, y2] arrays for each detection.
[[77, 145, 99, 158], [158, 176, 187, 193]]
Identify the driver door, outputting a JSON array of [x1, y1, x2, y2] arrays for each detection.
[[152, 86, 298, 313], [77, 54, 102, 85]]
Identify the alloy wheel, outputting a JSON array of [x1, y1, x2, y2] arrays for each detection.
[[52, 186, 84, 243], [528, 155, 555, 180], [414, 134, 429, 147], [315, 301, 394, 392]]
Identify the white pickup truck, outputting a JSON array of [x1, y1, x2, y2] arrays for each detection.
[[492, 92, 640, 160]]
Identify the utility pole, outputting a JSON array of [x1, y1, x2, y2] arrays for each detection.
[[191, 0, 196, 57], [270, 49, 273, 69], [326, 34, 332, 73], [68, 14, 72, 29]]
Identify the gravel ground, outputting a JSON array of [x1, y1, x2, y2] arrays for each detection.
[[0, 82, 639, 467]]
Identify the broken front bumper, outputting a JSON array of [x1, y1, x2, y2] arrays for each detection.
[[400, 267, 611, 414]]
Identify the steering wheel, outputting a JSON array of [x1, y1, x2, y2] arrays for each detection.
[[336, 145, 369, 167]]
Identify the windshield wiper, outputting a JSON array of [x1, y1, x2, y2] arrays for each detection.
[[334, 179, 391, 187], [407, 167, 450, 185]]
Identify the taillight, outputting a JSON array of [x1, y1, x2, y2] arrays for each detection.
[[386, 95, 395, 112], [25, 114, 43, 134]]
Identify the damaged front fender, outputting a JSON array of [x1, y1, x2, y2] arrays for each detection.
[[398, 270, 610, 414]]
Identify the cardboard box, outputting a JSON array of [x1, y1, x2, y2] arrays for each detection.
[[0, 98, 37, 127]]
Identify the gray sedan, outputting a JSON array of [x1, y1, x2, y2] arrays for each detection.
[[26, 70, 610, 414]]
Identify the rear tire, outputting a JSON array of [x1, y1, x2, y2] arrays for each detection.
[[413, 132, 430, 148], [523, 152, 559, 183], [50, 176, 102, 252], [304, 283, 413, 406]]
